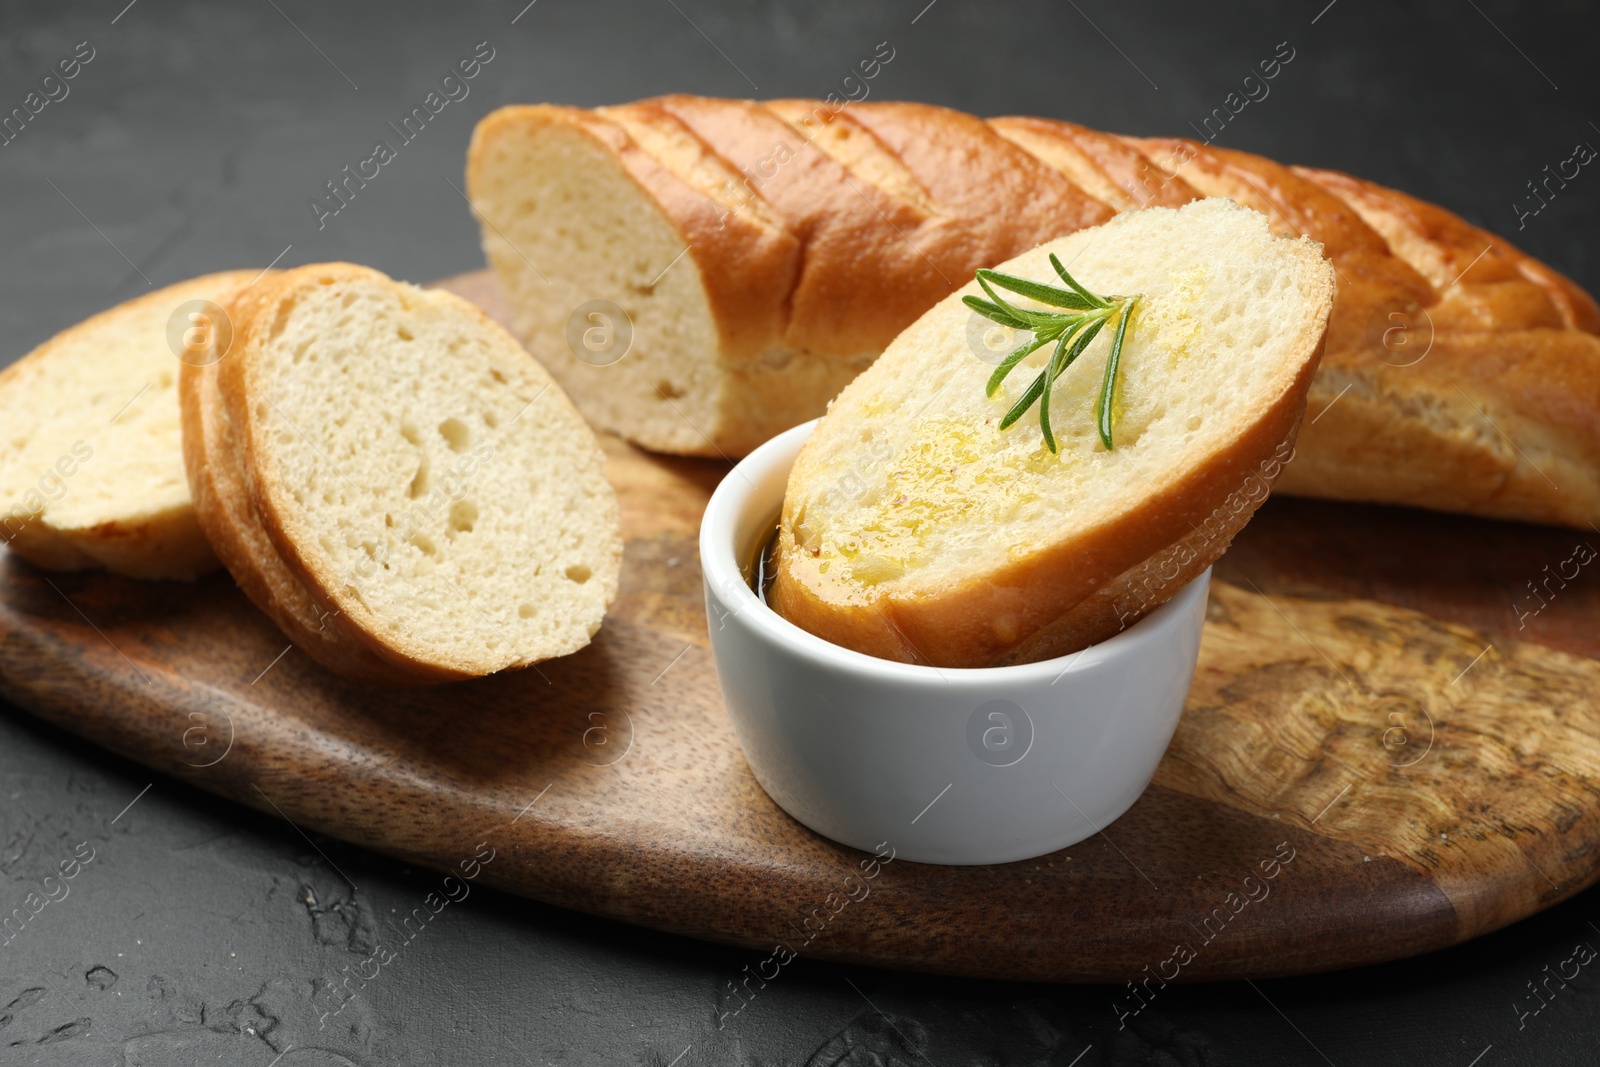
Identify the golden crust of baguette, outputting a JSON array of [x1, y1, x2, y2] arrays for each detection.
[[469, 97, 1600, 530], [651, 95, 950, 361]]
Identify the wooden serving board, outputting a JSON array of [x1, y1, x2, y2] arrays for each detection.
[[4, 272, 1600, 983]]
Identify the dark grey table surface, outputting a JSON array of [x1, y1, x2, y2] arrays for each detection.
[[2, 1, 1598, 1064]]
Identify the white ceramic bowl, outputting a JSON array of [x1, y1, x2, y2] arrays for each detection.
[[700, 419, 1210, 865]]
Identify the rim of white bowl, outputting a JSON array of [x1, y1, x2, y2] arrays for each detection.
[[699, 419, 1212, 687]]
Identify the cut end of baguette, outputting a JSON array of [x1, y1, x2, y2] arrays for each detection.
[[466, 105, 729, 455], [771, 198, 1335, 667], [190, 262, 622, 683], [0, 271, 262, 581]]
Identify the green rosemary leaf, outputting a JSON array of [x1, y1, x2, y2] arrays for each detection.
[[976, 273, 1067, 331], [976, 268, 1098, 311], [1037, 330, 1073, 452], [1096, 296, 1139, 450], [1045, 317, 1084, 381], [974, 258, 1139, 452], [1049, 254, 1111, 309], [985, 332, 1054, 397], [1052, 314, 1107, 379], [999, 370, 1048, 430], [1011, 306, 1080, 331], [975, 271, 1023, 317], [1036, 316, 1110, 452], [962, 294, 1030, 330]]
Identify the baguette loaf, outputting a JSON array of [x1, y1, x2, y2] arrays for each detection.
[[180, 263, 621, 684], [0, 271, 262, 580], [467, 97, 1600, 530], [770, 200, 1335, 667]]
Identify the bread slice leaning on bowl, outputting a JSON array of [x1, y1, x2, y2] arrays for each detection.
[[180, 262, 622, 685], [770, 199, 1336, 669], [0, 270, 263, 580]]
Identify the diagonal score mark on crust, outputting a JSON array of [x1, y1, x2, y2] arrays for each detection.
[[597, 101, 793, 237], [765, 100, 941, 218]]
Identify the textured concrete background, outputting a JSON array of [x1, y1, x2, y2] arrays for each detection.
[[2, 1, 1599, 1063]]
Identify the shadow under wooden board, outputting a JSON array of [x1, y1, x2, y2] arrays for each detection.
[[4, 270, 1600, 983]]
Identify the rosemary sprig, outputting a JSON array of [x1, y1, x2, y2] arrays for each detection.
[[963, 253, 1140, 452]]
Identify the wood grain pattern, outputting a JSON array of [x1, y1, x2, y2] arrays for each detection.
[[2, 271, 1599, 983]]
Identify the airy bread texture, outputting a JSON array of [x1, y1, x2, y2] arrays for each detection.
[[467, 97, 1600, 531], [0, 271, 261, 580], [180, 263, 621, 684], [770, 200, 1335, 668]]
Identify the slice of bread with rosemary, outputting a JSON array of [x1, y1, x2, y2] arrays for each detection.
[[769, 199, 1335, 668]]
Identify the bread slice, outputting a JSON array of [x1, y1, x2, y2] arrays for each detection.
[[0, 270, 262, 580], [180, 263, 621, 684], [770, 199, 1335, 668]]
